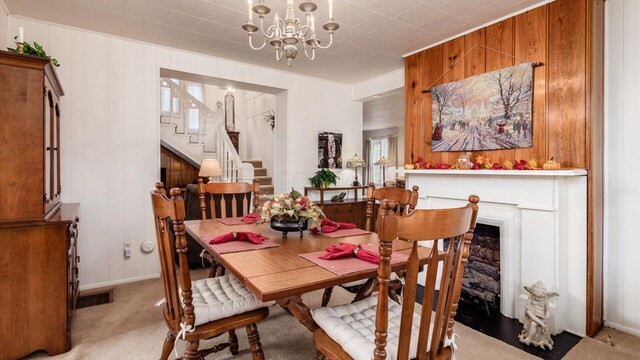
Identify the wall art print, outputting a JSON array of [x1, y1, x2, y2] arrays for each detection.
[[431, 62, 534, 152], [318, 132, 342, 169]]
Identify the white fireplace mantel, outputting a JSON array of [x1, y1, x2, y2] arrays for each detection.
[[404, 169, 587, 177], [405, 169, 587, 337]]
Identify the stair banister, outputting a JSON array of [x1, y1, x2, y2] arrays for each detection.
[[160, 77, 253, 183]]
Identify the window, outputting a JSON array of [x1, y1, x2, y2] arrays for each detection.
[[186, 82, 204, 132], [159, 79, 205, 133], [160, 79, 181, 116], [369, 137, 389, 185]]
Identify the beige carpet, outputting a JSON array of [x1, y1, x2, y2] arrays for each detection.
[[24, 270, 640, 360]]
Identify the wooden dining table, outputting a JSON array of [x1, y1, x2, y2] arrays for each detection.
[[184, 219, 433, 332]]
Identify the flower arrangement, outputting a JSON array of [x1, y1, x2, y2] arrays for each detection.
[[260, 188, 325, 227]]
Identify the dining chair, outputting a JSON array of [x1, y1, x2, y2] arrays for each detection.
[[197, 178, 260, 277], [321, 183, 419, 307], [313, 195, 479, 360], [151, 182, 271, 360]]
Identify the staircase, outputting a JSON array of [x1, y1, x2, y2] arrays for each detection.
[[160, 78, 253, 182], [244, 160, 273, 196]]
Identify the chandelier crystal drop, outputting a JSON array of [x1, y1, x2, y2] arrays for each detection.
[[242, 0, 339, 66]]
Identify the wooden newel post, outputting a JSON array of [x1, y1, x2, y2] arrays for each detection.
[[374, 200, 398, 360]]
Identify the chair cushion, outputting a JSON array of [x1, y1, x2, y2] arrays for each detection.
[[341, 272, 400, 288], [188, 275, 274, 326], [312, 295, 440, 360]]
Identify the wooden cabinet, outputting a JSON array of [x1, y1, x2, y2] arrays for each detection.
[[0, 50, 65, 221], [0, 50, 79, 359], [321, 200, 367, 230], [304, 186, 369, 229]]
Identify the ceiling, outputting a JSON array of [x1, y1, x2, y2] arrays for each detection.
[[363, 92, 404, 131], [4, 0, 546, 84]]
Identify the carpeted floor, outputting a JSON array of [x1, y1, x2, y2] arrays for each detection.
[[24, 270, 640, 360]]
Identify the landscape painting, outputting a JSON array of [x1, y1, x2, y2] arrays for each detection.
[[431, 62, 534, 152]]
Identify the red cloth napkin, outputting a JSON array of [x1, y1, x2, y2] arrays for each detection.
[[241, 213, 261, 224], [311, 219, 357, 233], [318, 242, 380, 264], [208, 231, 268, 244]]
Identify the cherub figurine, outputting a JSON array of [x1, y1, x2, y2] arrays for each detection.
[[518, 281, 558, 350]]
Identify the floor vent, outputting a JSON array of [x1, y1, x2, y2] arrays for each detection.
[[76, 289, 114, 309]]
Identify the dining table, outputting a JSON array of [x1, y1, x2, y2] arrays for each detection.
[[184, 219, 433, 332]]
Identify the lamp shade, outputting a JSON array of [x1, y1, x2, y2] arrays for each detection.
[[346, 153, 366, 169], [199, 158, 222, 178], [375, 156, 393, 166]]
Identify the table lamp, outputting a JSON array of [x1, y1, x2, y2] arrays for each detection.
[[346, 153, 366, 186], [199, 158, 222, 183], [374, 156, 393, 183]]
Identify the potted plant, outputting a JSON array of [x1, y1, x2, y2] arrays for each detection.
[[309, 169, 338, 188], [7, 41, 60, 67], [260, 189, 325, 237]]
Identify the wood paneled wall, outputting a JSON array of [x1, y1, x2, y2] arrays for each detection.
[[405, 0, 591, 168], [160, 145, 200, 190], [405, 0, 604, 336]]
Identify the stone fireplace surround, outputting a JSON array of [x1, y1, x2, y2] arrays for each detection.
[[405, 169, 587, 337]]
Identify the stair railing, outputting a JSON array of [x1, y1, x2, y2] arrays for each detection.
[[160, 78, 252, 182]]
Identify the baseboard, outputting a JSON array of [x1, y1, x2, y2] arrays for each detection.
[[78, 274, 161, 291], [604, 321, 640, 337]]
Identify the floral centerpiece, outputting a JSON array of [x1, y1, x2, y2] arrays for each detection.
[[260, 188, 325, 237]]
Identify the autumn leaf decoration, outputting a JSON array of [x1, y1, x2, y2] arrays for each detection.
[[410, 155, 540, 171]]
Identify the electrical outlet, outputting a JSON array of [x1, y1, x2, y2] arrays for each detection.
[[124, 248, 132, 258]]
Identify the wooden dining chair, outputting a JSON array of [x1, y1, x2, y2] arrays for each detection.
[[151, 182, 271, 360], [321, 183, 419, 307], [313, 195, 479, 360], [197, 178, 260, 277]]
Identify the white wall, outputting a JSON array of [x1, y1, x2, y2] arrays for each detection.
[[352, 68, 404, 101], [237, 91, 276, 174], [7, 16, 362, 289], [604, 0, 640, 336], [0, 0, 8, 48]]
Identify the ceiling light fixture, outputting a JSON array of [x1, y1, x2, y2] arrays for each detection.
[[242, 0, 339, 66]]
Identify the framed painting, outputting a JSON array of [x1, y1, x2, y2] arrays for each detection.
[[431, 62, 534, 152], [318, 132, 342, 169]]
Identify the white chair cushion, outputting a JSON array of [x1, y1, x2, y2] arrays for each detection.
[[187, 275, 274, 326], [341, 272, 401, 288], [312, 295, 443, 360]]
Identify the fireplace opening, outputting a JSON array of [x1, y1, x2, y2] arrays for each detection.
[[461, 223, 501, 315], [443, 223, 501, 322]]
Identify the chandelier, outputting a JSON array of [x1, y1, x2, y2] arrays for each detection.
[[242, 0, 339, 66]]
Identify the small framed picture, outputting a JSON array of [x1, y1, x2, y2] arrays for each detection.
[[317, 132, 342, 169]]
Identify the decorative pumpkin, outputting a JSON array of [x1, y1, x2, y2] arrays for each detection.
[[404, 164, 415, 170], [543, 158, 561, 170]]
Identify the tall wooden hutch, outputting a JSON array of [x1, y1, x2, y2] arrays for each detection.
[[0, 51, 80, 359]]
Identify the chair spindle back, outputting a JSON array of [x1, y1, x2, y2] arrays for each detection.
[[374, 195, 479, 360], [365, 182, 419, 232], [150, 182, 195, 330], [197, 178, 260, 219]]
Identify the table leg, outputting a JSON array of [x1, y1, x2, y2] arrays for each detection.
[[353, 278, 376, 302], [276, 295, 319, 332]]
